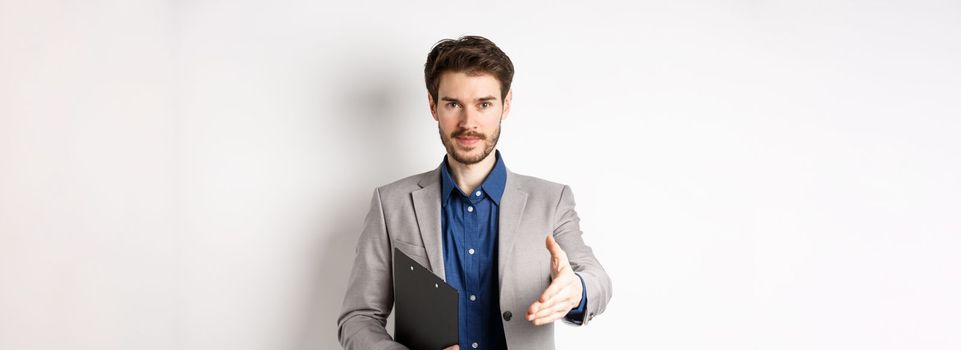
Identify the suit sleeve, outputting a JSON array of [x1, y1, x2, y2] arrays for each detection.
[[562, 273, 588, 325], [337, 188, 408, 350], [552, 185, 613, 326]]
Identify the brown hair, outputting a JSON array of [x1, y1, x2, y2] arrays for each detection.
[[424, 35, 515, 105]]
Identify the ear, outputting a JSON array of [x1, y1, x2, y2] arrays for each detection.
[[501, 89, 512, 121], [428, 92, 439, 121]]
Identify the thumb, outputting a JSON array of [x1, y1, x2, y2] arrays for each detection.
[[545, 234, 566, 258]]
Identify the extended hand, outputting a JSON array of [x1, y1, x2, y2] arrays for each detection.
[[442, 345, 459, 350], [526, 234, 583, 326]]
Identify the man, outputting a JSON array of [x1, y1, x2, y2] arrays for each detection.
[[337, 35, 612, 350]]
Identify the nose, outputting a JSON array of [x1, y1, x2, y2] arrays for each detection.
[[457, 105, 480, 130]]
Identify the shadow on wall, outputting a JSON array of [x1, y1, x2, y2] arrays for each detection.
[[293, 46, 416, 350]]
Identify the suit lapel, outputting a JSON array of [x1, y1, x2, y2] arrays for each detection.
[[498, 171, 528, 288], [411, 167, 446, 280]]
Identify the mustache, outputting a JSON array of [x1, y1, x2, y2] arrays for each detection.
[[450, 129, 487, 140]]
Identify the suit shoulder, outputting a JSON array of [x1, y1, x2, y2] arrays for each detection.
[[373, 168, 435, 199], [508, 171, 570, 198]]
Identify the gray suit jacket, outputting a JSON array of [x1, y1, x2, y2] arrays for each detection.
[[337, 165, 612, 350]]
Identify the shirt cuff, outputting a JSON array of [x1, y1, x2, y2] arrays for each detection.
[[563, 273, 588, 325]]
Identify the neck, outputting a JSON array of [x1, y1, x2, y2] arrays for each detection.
[[446, 150, 497, 195]]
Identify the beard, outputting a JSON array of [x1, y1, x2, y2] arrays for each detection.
[[439, 121, 501, 165]]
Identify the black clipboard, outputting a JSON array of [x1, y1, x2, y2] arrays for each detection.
[[393, 247, 459, 350]]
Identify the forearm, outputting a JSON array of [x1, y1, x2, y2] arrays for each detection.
[[337, 187, 407, 349], [570, 261, 612, 325], [338, 313, 406, 350], [552, 185, 613, 325]]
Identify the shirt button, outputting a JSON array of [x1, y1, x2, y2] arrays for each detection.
[[475, 190, 482, 197], [470, 294, 476, 301], [468, 248, 475, 255], [472, 342, 478, 349], [467, 206, 474, 212], [502, 311, 512, 321]]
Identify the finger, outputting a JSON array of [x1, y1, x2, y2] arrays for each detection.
[[531, 309, 568, 326], [541, 277, 581, 307], [528, 299, 553, 320], [538, 283, 560, 304], [533, 293, 573, 319], [527, 296, 555, 319], [532, 311, 565, 326], [528, 297, 551, 316], [538, 275, 573, 303], [538, 286, 570, 311], [534, 295, 576, 318], [529, 289, 570, 320], [528, 300, 541, 316], [527, 297, 551, 317]]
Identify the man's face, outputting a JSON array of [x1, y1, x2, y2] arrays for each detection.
[[429, 71, 512, 165]]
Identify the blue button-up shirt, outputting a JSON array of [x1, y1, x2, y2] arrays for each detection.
[[440, 151, 587, 349]]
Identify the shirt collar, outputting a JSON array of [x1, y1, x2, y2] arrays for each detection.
[[440, 150, 507, 206]]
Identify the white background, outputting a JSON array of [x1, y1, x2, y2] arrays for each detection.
[[1, 0, 959, 349]]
